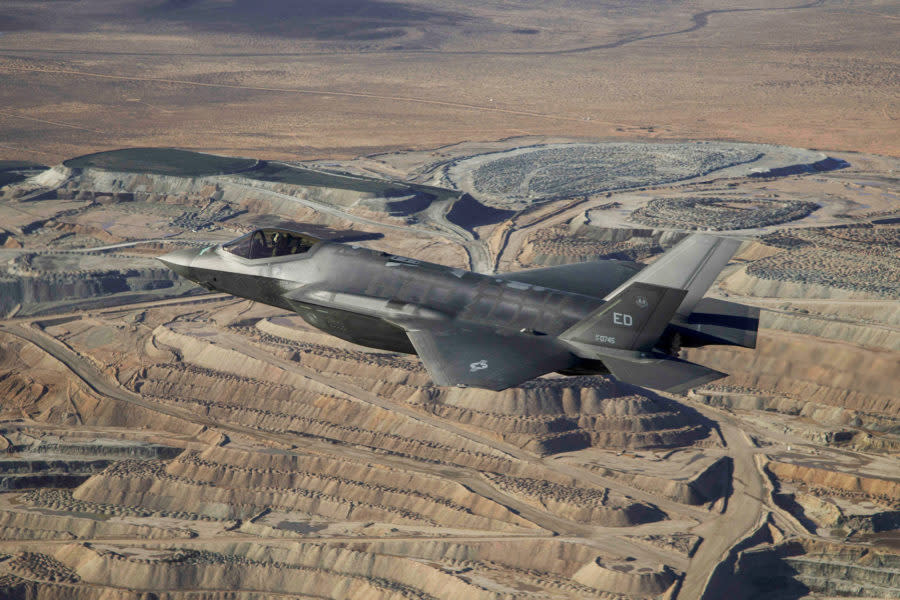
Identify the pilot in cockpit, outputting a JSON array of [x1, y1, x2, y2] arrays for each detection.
[[273, 232, 292, 256], [223, 228, 318, 260]]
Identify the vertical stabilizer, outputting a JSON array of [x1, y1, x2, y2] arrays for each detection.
[[559, 282, 686, 358], [603, 234, 741, 317]]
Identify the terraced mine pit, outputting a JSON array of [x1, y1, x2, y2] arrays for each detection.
[[0, 431, 180, 492], [0, 251, 190, 318], [0, 139, 897, 598], [730, 539, 900, 598]]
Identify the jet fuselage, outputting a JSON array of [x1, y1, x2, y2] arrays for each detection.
[[161, 238, 603, 359], [159, 227, 756, 391]]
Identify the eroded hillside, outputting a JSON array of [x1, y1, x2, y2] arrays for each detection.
[[0, 140, 897, 600]]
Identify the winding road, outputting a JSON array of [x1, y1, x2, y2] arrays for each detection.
[[0, 0, 825, 59]]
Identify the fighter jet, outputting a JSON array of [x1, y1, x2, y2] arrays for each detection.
[[158, 225, 758, 392]]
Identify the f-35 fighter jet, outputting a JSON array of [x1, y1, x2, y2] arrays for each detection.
[[159, 225, 758, 392]]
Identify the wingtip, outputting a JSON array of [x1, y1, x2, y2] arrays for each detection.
[[655, 366, 727, 395], [600, 352, 728, 395]]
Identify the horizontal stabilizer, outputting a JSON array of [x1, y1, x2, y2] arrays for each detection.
[[673, 297, 760, 349], [601, 351, 726, 394], [403, 323, 574, 391]]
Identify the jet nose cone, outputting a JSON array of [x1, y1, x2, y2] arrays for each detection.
[[157, 248, 199, 278]]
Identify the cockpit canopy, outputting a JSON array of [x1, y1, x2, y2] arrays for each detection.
[[223, 228, 320, 260]]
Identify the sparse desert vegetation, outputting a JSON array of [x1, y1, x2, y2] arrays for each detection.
[[0, 138, 897, 599], [0, 0, 897, 598], [0, 0, 897, 162], [631, 197, 819, 231], [741, 223, 900, 297]]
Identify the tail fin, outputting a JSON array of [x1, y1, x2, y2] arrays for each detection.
[[558, 283, 729, 393], [557, 283, 728, 392], [604, 234, 741, 318], [560, 281, 686, 358], [557, 235, 741, 393]]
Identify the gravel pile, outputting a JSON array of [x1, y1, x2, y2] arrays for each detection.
[[749, 223, 900, 296], [631, 197, 818, 231], [747, 248, 899, 296], [468, 143, 763, 203]]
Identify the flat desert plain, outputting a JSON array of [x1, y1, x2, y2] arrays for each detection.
[[0, 0, 897, 161]]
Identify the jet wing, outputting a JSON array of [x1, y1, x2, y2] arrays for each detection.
[[400, 322, 576, 391], [600, 351, 727, 394], [495, 260, 643, 299]]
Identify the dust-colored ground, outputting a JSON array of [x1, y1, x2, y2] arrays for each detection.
[[0, 1, 898, 599], [0, 0, 897, 164], [0, 137, 896, 599]]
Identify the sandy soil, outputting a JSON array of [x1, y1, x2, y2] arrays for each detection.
[[0, 0, 897, 164], [0, 135, 896, 598], [0, 1, 898, 597]]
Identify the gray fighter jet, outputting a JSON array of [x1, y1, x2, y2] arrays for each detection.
[[158, 225, 758, 392]]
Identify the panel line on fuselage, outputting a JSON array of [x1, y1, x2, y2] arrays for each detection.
[[188, 240, 608, 354]]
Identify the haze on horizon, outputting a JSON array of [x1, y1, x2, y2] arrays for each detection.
[[0, 0, 896, 163], [0, 2, 898, 599]]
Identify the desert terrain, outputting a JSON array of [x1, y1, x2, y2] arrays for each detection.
[[0, 0, 897, 161], [0, 1, 898, 599]]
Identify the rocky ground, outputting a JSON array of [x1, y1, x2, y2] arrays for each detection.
[[631, 197, 820, 232], [0, 140, 897, 599], [441, 142, 830, 210]]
